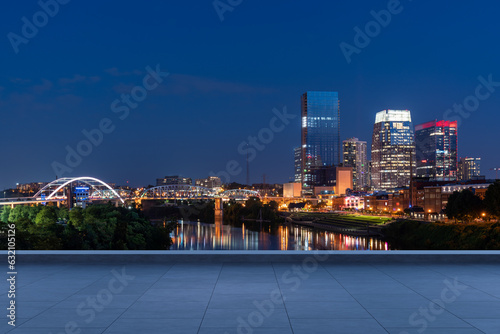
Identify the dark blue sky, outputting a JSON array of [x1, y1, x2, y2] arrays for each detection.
[[1, 0, 499, 189]]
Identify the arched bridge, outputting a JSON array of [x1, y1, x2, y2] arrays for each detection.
[[1, 176, 125, 206], [34, 177, 125, 203], [140, 185, 260, 200], [141, 185, 217, 199]]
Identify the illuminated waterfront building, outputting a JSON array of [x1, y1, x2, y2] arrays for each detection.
[[371, 109, 416, 190]]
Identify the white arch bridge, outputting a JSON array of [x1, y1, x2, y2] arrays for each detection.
[[0, 177, 262, 207], [0, 177, 125, 206]]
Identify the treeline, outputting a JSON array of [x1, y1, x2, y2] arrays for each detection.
[[224, 198, 282, 223], [445, 181, 500, 222], [0, 204, 175, 250], [383, 220, 500, 250]]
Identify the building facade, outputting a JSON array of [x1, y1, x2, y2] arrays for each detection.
[[195, 176, 222, 189], [415, 120, 458, 180], [342, 137, 368, 190], [301, 91, 340, 192], [283, 182, 302, 198], [156, 176, 192, 186], [294, 146, 302, 183], [16, 182, 47, 194], [371, 109, 416, 190], [458, 157, 481, 181]]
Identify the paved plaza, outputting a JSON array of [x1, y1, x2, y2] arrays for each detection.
[[2, 256, 500, 333]]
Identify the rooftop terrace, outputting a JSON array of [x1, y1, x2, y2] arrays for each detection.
[[2, 251, 500, 333]]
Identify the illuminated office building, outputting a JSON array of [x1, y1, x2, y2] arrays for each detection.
[[301, 91, 340, 192], [371, 109, 416, 190], [343, 137, 368, 190], [415, 120, 458, 180], [458, 157, 481, 181]]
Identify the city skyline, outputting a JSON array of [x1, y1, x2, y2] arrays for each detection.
[[2, 1, 500, 190]]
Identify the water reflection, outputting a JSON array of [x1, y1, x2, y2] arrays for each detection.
[[171, 220, 390, 251]]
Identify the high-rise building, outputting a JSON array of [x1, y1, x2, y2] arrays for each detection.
[[343, 138, 368, 190], [371, 109, 416, 190], [415, 120, 458, 180], [367, 160, 373, 188], [458, 157, 481, 181], [294, 146, 302, 183], [301, 91, 340, 192]]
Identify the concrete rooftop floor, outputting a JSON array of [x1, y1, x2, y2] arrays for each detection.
[[2, 257, 500, 334]]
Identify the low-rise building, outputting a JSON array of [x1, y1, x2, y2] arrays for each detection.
[[156, 176, 192, 186], [195, 176, 222, 189], [283, 183, 302, 198]]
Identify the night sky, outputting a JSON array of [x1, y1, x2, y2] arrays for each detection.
[[1, 0, 500, 190]]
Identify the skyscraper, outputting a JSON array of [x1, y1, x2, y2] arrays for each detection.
[[458, 157, 481, 181], [342, 138, 368, 190], [371, 110, 416, 190], [415, 120, 458, 180], [301, 91, 340, 192], [294, 146, 302, 183]]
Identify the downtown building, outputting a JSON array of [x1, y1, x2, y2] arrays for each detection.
[[156, 175, 192, 186], [342, 137, 368, 190], [458, 157, 482, 181], [415, 120, 458, 181], [195, 176, 222, 189], [371, 110, 416, 191], [300, 91, 341, 193], [293, 146, 302, 183]]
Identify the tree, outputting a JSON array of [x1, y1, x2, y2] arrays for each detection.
[[0, 206, 11, 223], [58, 207, 69, 221], [446, 189, 483, 222], [484, 181, 500, 219], [69, 207, 84, 230], [35, 207, 58, 227]]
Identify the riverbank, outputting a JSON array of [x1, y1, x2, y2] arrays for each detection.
[[284, 212, 392, 237], [383, 220, 500, 250]]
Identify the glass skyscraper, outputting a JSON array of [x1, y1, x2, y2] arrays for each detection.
[[371, 110, 416, 190], [415, 120, 458, 180], [300, 91, 340, 191]]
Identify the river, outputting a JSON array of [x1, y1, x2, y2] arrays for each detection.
[[170, 220, 390, 251]]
